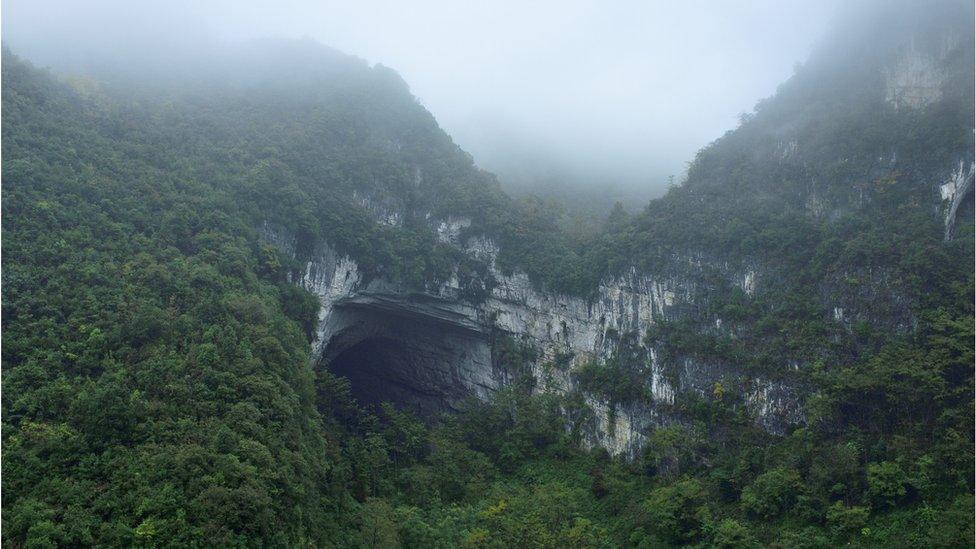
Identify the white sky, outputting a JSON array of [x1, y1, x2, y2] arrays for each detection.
[[4, 0, 843, 192]]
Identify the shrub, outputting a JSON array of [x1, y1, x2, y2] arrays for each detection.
[[740, 467, 803, 518]]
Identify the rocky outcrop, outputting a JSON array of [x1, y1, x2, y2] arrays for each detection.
[[884, 38, 950, 109], [321, 294, 495, 419], [262, 219, 804, 458], [941, 160, 975, 240], [248, 6, 973, 460]]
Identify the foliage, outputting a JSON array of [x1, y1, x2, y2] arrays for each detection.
[[3, 3, 975, 545], [740, 467, 803, 518]]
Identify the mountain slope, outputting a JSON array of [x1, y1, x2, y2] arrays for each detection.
[[0, 41, 606, 546], [2, 1, 974, 546]]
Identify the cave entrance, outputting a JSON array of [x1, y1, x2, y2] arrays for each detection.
[[319, 298, 496, 420]]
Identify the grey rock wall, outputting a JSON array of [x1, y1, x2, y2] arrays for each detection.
[[262, 218, 803, 458]]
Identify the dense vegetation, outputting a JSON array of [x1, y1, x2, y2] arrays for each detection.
[[2, 1, 974, 546], [0, 41, 602, 546]]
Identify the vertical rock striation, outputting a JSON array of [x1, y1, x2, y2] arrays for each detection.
[[262, 220, 803, 457]]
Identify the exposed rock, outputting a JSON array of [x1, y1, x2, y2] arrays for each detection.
[[353, 191, 404, 227], [262, 220, 805, 457], [322, 297, 495, 419], [742, 270, 757, 295], [884, 38, 948, 109], [435, 217, 472, 245], [747, 380, 805, 433], [941, 160, 975, 240], [820, 267, 916, 335], [777, 139, 798, 160]]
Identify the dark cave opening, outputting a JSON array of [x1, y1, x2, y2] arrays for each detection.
[[320, 302, 496, 420], [329, 336, 454, 418]]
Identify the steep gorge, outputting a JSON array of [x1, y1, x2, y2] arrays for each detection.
[[259, 5, 974, 457], [265, 216, 803, 457], [2, 1, 974, 546]]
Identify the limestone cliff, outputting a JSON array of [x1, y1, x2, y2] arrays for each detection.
[[258, 2, 973, 458], [262, 216, 805, 458]]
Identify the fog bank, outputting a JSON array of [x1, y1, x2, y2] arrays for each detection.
[[3, 0, 843, 195]]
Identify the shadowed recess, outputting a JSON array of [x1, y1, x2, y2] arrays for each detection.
[[320, 300, 496, 419]]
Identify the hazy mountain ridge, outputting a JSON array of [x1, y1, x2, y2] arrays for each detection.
[[1, 1, 974, 545]]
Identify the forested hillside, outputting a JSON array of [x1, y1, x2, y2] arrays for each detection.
[[2, 1, 974, 546]]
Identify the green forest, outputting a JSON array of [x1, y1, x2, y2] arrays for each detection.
[[2, 2, 974, 546]]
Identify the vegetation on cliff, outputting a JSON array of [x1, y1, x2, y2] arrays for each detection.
[[2, 1, 974, 545]]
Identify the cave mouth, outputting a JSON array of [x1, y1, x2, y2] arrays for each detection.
[[330, 336, 455, 418], [320, 301, 496, 420]]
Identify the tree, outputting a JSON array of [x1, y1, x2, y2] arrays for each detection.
[[740, 467, 803, 519], [636, 479, 707, 544], [356, 498, 399, 548], [865, 461, 908, 509]]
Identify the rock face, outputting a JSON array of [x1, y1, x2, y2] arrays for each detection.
[[262, 134, 970, 458], [262, 220, 803, 458], [884, 38, 951, 109], [322, 296, 494, 420], [256, 10, 972, 458], [941, 160, 975, 240]]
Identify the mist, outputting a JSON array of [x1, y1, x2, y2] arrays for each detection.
[[3, 0, 842, 197]]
